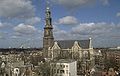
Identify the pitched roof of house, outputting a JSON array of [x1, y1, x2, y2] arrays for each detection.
[[55, 39, 90, 49]]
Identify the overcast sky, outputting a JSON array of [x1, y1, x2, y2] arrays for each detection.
[[0, 0, 120, 48]]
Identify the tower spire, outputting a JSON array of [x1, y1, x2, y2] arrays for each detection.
[[45, 0, 52, 28], [43, 1, 54, 57]]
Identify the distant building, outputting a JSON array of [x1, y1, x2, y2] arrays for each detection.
[[95, 48, 120, 71], [50, 59, 77, 76], [0, 60, 33, 76], [102, 68, 117, 76], [94, 50, 104, 67]]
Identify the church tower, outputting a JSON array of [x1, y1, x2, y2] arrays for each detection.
[[43, 5, 54, 57]]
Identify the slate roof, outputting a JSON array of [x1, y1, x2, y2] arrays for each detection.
[[55, 39, 90, 49]]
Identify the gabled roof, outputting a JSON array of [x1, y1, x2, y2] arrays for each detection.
[[55, 39, 90, 49]]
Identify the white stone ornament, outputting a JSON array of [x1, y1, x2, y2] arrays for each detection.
[[14, 68, 20, 76], [1, 62, 5, 68]]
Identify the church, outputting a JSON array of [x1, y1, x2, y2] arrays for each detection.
[[43, 6, 94, 60], [43, 4, 94, 73], [42, 5, 95, 74]]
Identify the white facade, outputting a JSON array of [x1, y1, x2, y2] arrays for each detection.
[[51, 59, 77, 76]]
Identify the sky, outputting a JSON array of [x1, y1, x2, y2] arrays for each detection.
[[0, 0, 120, 48]]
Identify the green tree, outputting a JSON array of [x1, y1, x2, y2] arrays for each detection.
[[39, 62, 50, 76]]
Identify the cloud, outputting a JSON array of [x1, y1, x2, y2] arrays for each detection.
[[0, 31, 9, 39], [13, 23, 37, 35], [57, 16, 78, 25], [25, 17, 41, 25], [0, 32, 4, 39], [117, 12, 120, 17], [51, 0, 110, 10], [53, 25, 71, 40], [10, 36, 21, 39], [100, 0, 109, 5], [0, 0, 35, 18], [71, 22, 120, 37], [53, 22, 120, 40], [0, 22, 3, 28], [0, 22, 13, 29], [51, 0, 96, 9]]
